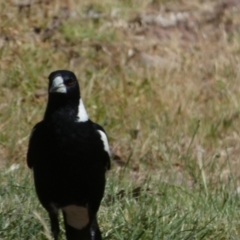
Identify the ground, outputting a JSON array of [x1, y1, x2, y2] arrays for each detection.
[[1, 0, 240, 239]]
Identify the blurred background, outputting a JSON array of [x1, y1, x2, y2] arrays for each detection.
[[1, 0, 240, 239]]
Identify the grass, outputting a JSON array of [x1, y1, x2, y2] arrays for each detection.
[[1, 0, 240, 239], [1, 167, 240, 239]]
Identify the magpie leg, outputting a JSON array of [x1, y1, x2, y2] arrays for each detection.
[[90, 215, 102, 240], [49, 211, 59, 240]]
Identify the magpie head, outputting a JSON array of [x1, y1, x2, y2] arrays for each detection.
[[48, 70, 80, 98], [45, 70, 88, 122]]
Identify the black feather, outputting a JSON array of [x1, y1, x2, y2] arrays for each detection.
[[27, 70, 110, 240]]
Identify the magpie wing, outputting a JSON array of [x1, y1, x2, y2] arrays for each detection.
[[26, 122, 44, 169], [93, 123, 111, 170]]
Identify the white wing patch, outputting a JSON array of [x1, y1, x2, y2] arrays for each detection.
[[98, 130, 111, 156], [50, 76, 67, 93], [77, 98, 89, 122], [62, 205, 89, 230]]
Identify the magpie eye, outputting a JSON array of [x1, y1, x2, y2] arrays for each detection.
[[65, 79, 75, 86]]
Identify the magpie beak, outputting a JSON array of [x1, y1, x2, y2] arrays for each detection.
[[49, 76, 67, 93], [27, 70, 111, 240]]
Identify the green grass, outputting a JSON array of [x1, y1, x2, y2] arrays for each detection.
[[1, 0, 240, 239], [1, 166, 240, 239]]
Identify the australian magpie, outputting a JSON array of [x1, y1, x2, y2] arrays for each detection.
[[27, 70, 110, 240]]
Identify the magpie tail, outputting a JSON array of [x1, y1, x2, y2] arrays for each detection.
[[63, 212, 102, 240]]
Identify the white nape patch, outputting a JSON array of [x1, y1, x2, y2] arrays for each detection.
[[50, 76, 67, 93], [98, 130, 111, 156], [62, 205, 89, 230], [77, 98, 89, 122]]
